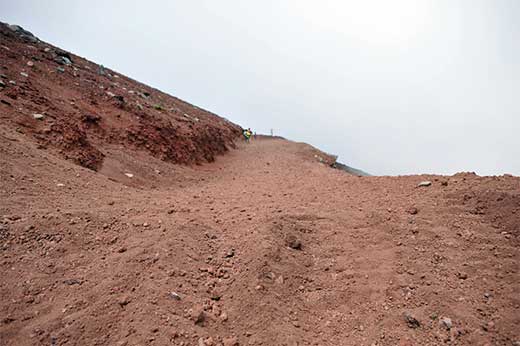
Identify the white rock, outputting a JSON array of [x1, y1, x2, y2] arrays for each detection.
[[169, 292, 181, 300], [440, 317, 452, 330], [417, 181, 432, 187], [20, 72, 29, 77], [124, 173, 133, 178], [33, 113, 45, 120]]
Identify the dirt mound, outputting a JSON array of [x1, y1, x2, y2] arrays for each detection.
[[0, 22, 241, 171]]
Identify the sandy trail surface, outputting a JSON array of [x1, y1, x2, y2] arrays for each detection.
[[1, 132, 519, 346]]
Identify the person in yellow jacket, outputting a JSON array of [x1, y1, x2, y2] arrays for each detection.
[[243, 128, 252, 143]]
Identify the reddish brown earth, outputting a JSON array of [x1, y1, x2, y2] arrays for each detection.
[[0, 23, 241, 171], [1, 23, 519, 346]]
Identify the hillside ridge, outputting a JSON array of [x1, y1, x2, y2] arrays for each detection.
[[0, 22, 241, 171]]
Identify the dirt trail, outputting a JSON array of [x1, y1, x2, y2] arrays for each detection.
[[1, 131, 519, 346]]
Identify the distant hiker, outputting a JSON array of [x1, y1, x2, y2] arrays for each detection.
[[243, 128, 252, 143]]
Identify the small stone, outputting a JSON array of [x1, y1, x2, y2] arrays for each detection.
[[403, 312, 420, 328], [117, 247, 127, 253], [63, 279, 82, 285], [440, 317, 452, 330], [169, 292, 181, 301], [27, 61, 34, 67], [124, 173, 133, 178], [417, 181, 432, 187], [224, 248, 235, 258], [118, 296, 131, 307], [44, 47, 51, 52], [61, 56, 72, 65], [9, 80, 16, 85], [0, 80, 5, 88], [57, 67, 65, 73], [286, 234, 302, 250], [20, 72, 29, 77], [220, 312, 228, 322], [192, 305, 206, 325], [407, 207, 418, 215], [457, 272, 468, 280], [33, 113, 45, 120]]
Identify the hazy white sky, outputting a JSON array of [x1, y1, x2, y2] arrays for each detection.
[[2, 0, 519, 175]]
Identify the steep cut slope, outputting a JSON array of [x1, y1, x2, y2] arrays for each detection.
[[0, 23, 241, 171]]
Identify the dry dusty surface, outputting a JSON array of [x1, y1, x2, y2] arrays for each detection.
[[1, 23, 519, 346]]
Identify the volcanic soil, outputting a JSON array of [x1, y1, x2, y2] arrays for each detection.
[[1, 23, 519, 346]]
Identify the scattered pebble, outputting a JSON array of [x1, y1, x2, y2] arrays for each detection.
[[61, 56, 72, 65], [118, 296, 131, 307], [20, 72, 28, 77], [286, 234, 302, 250], [124, 173, 133, 178], [403, 312, 420, 328], [407, 207, 418, 215], [169, 292, 181, 300], [440, 317, 452, 330], [417, 181, 432, 187], [220, 312, 228, 322], [192, 306, 206, 325], [224, 248, 235, 258], [457, 272, 468, 280], [33, 113, 45, 120]]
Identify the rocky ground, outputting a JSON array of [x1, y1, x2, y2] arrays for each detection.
[[1, 23, 519, 346], [0, 22, 241, 171]]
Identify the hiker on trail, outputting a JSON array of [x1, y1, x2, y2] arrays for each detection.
[[243, 128, 252, 143]]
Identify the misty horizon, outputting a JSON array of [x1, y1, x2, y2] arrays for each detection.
[[2, 0, 519, 176]]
